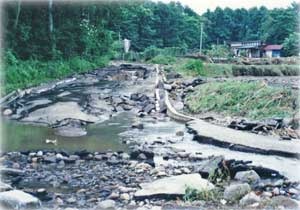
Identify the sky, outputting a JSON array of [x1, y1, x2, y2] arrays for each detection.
[[157, 0, 298, 15]]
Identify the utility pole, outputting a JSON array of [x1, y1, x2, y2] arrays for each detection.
[[199, 22, 203, 55]]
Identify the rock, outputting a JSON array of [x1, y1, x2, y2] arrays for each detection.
[[273, 187, 280, 195], [134, 174, 214, 199], [261, 191, 272, 198], [239, 192, 260, 206], [181, 168, 191, 174], [98, 199, 115, 209], [163, 84, 172, 91], [3, 109, 13, 116], [64, 155, 79, 163], [0, 168, 24, 177], [0, 182, 12, 192], [131, 123, 144, 129], [43, 156, 56, 164], [289, 188, 299, 194], [223, 183, 251, 202], [268, 195, 299, 209], [56, 153, 64, 160], [120, 153, 130, 160], [176, 131, 184, 136], [173, 101, 184, 110], [36, 151, 43, 157], [0, 190, 40, 209], [66, 197, 76, 204], [137, 153, 147, 160], [108, 192, 119, 200], [195, 156, 223, 178], [143, 104, 155, 114], [120, 193, 130, 200], [54, 126, 87, 137], [234, 170, 260, 184], [135, 163, 152, 172]]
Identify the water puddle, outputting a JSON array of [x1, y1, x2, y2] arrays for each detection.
[[1, 112, 133, 153]]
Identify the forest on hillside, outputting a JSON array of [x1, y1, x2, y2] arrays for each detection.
[[3, 0, 299, 60], [2, 0, 299, 93]]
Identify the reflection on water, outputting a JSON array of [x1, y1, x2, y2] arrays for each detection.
[[1, 112, 132, 153]]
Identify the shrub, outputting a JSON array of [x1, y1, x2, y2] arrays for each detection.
[[184, 59, 204, 75], [150, 55, 176, 65]]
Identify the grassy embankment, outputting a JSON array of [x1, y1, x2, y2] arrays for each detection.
[[185, 80, 298, 120], [2, 55, 110, 95], [149, 55, 299, 77], [148, 55, 299, 120]]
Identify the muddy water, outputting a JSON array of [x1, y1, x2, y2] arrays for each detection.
[[1, 112, 133, 153]]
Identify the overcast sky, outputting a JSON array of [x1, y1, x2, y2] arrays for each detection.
[[156, 0, 298, 15]]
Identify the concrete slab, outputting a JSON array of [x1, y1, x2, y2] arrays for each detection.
[[187, 119, 300, 158]]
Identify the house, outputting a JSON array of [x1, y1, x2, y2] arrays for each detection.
[[229, 41, 283, 58], [263, 45, 282, 58], [230, 40, 264, 58]]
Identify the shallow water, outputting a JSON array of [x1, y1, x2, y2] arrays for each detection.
[[1, 112, 132, 153], [122, 116, 300, 181]]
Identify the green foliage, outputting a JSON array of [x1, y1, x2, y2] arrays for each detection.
[[150, 55, 176, 65], [283, 32, 300, 56], [203, 4, 298, 48], [203, 63, 233, 77], [185, 81, 298, 120], [3, 56, 109, 94], [183, 59, 204, 75], [184, 187, 220, 202], [206, 44, 232, 58]]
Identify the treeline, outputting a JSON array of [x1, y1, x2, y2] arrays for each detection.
[[202, 3, 299, 55], [3, 1, 299, 61], [3, 0, 201, 61]]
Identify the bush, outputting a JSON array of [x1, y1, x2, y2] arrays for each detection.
[[184, 59, 204, 75], [150, 55, 176, 65]]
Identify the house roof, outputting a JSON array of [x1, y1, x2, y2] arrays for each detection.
[[264, 45, 283, 50]]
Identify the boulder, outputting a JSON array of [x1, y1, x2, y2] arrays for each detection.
[[134, 174, 214, 199], [3, 109, 13, 116], [131, 123, 144, 130], [194, 156, 223, 178], [223, 183, 251, 202], [0, 182, 12, 192], [0, 190, 40, 209], [267, 195, 299, 209], [234, 170, 260, 184], [143, 104, 155, 114], [239, 192, 260, 206], [0, 168, 24, 177], [98, 199, 116, 209], [163, 84, 172, 91]]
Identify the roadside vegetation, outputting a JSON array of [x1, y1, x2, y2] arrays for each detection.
[[3, 52, 110, 93], [185, 80, 298, 120]]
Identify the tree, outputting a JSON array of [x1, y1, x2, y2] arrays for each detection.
[[283, 32, 300, 56]]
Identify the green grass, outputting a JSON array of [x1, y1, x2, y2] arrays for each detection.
[[2, 56, 110, 94], [149, 55, 177, 65], [185, 80, 298, 120], [162, 58, 233, 78], [232, 65, 300, 76], [183, 187, 221, 202]]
